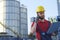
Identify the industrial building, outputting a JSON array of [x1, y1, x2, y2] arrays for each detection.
[[0, 0, 28, 38]]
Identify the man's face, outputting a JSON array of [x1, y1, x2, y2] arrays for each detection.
[[37, 11, 45, 19]]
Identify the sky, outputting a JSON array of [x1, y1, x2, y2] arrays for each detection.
[[20, 0, 58, 34]]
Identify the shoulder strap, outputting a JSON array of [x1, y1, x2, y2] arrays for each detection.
[[37, 23, 43, 33], [47, 21, 51, 31]]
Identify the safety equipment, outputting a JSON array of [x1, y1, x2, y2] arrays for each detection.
[[36, 6, 45, 12]]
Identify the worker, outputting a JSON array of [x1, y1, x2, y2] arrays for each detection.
[[29, 6, 52, 40]]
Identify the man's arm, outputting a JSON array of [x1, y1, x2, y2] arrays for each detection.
[[30, 22, 36, 33], [29, 22, 36, 37]]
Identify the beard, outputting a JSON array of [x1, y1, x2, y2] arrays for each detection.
[[37, 16, 44, 20]]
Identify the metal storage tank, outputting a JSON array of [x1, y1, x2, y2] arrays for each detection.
[[0, 0, 20, 37], [20, 4, 28, 38]]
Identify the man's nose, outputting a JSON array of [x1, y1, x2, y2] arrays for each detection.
[[42, 14, 44, 15]]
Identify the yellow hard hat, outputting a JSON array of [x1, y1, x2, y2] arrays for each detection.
[[36, 6, 45, 12]]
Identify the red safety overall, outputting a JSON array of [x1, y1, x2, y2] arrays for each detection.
[[31, 19, 51, 40]]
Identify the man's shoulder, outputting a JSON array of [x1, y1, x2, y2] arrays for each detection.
[[45, 19, 51, 23]]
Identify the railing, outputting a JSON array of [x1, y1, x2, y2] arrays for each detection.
[[0, 37, 22, 40]]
